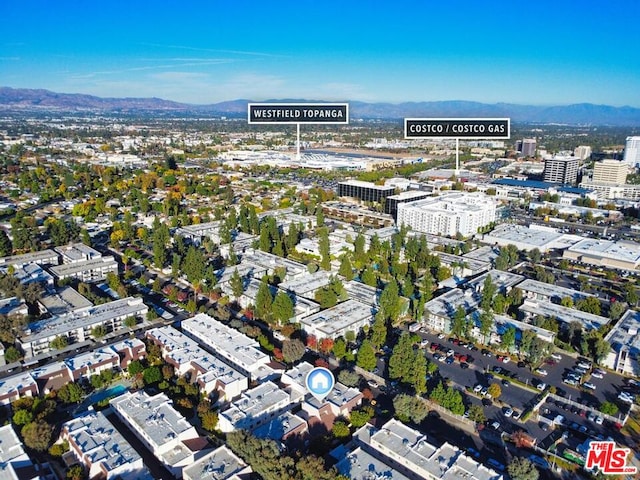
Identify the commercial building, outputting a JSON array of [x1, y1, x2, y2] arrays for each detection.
[[578, 181, 640, 200], [299, 299, 375, 340], [49, 255, 118, 283], [61, 410, 152, 480], [520, 138, 536, 157], [543, 154, 579, 184], [397, 192, 496, 237], [181, 313, 272, 380], [623, 136, 640, 167], [481, 224, 582, 253], [563, 239, 640, 271], [182, 446, 252, 480], [322, 201, 394, 228], [0, 297, 28, 318], [110, 391, 205, 478], [603, 310, 640, 376], [19, 296, 148, 357], [338, 180, 395, 203], [592, 159, 629, 184], [574, 145, 592, 160], [351, 419, 503, 480], [384, 190, 432, 219]]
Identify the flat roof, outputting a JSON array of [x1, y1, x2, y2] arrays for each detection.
[[220, 381, 291, 430], [605, 309, 640, 354], [65, 348, 118, 372], [436, 251, 491, 274], [0, 371, 37, 397], [335, 446, 410, 480], [22, 297, 147, 344], [386, 190, 432, 201], [339, 179, 396, 191], [253, 411, 307, 441], [344, 280, 379, 307], [520, 299, 610, 331], [463, 245, 501, 263], [482, 224, 582, 251], [466, 269, 525, 292], [492, 178, 589, 194], [300, 299, 374, 336], [0, 249, 58, 267], [110, 391, 194, 452], [425, 288, 479, 318], [567, 239, 640, 264], [54, 243, 101, 262], [38, 286, 93, 316], [278, 271, 332, 297], [517, 278, 593, 302], [182, 445, 249, 480], [63, 410, 145, 474], [49, 256, 117, 277]]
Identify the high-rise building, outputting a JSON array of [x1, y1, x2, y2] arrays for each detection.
[[521, 138, 536, 157], [574, 145, 592, 161], [592, 159, 628, 185], [396, 192, 496, 237], [623, 136, 640, 167], [337, 180, 395, 203], [543, 154, 579, 185]]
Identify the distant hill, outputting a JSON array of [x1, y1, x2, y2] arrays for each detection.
[[1, 86, 639, 126]]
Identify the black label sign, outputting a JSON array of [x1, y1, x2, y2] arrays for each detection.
[[405, 118, 510, 139], [248, 103, 349, 124]]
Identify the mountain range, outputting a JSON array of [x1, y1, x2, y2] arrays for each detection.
[[1, 87, 639, 126]]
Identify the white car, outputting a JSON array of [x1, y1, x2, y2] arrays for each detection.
[[491, 421, 501, 431], [591, 371, 604, 379], [473, 384, 483, 393], [502, 356, 511, 364], [512, 410, 521, 420], [582, 382, 596, 390], [618, 392, 635, 404], [595, 416, 604, 425], [504, 408, 513, 417], [550, 353, 562, 360], [535, 368, 548, 376], [536, 382, 547, 391]]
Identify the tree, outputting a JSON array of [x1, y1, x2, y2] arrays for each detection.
[[13, 409, 33, 426], [350, 406, 374, 428], [318, 227, 331, 270], [255, 276, 273, 322], [124, 316, 137, 328], [143, 366, 162, 385], [21, 421, 53, 451], [450, 306, 468, 339], [182, 246, 206, 284], [609, 301, 626, 321], [379, 279, 401, 322], [49, 335, 68, 350], [332, 337, 347, 359], [200, 410, 218, 432], [272, 291, 294, 325], [58, 382, 84, 404], [370, 314, 387, 349], [230, 269, 244, 299], [623, 283, 638, 306], [337, 369, 360, 387], [393, 394, 429, 423], [332, 420, 350, 438], [467, 404, 486, 423], [388, 332, 414, 382], [4, 346, 22, 363], [576, 296, 601, 316], [481, 275, 497, 311], [479, 310, 494, 344], [282, 338, 305, 363], [487, 383, 502, 400], [591, 337, 611, 364], [356, 339, 377, 371], [338, 255, 354, 281], [507, 457, 539, 480], [600, 401, 619, 416], [361, 266, 377, 287], [128, 360, 144, 376], [91, 324, 106, 339], [0, 230, 12, 256], [66, 464, 87, 480], [501, 327, 516, 352], [411, 351, 428, 395]]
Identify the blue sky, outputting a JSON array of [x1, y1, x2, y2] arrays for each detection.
[[1, 0, 638, 106]]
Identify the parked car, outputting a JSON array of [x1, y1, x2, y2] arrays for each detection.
[[474, 384, 483, 393], [582, 382, 597, 390], [550, 353, 562, 361], [535, 368, 548, 376], [504, 407, 513, 417]]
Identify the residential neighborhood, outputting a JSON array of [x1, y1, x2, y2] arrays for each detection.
[[0, 109, 639, 480]]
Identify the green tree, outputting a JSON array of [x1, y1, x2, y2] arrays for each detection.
[[124, 316, 137, 328], [128, 360, 144, 376], [361, 265, 377, 287], [66, 464, 87, 480], [479, 310, 494, 344], [411, 352, 428, 395], [91, 324, 106, 339], [58, 382, 84, 404], [467, 404, 486, 423], [255, 276, 273, 322], [332, 420, 350, 439], [272, 290, 294, 325], [350, 406, 374, 428], [600, 401, 619, 416], [609, 301, 626, 321], [0, 230, 12, 256], [450, 306, 468, 339], [393, 393, 429, 423], [487, 383, 502, 400], [389, 332, 414, 382], [49, 335, 68, 350], [481, 275, 497, 311], [200, 410, 219, 432], [379, 279, 401, 322], [501, 326, 516, 352], [13, 409, 33, 426], [143, 366, 162, 385], [229, 268, 244, 298], [4, 346, 22, 363], [507, 457, 539, 480], [318, 227, 331, 270], [337, 369, 360, 387], [332, 337, 347, 359], [21, 421, 53, 451], [356, 339, 377, 371], [576, 296, 601, 316], [338, 255, 354, 281], [182, 246, 206, 284], [528, 248, 542, 264], [370, 314, 387, 349]]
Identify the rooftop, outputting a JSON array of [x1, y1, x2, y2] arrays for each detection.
[[63, 410, 144, 474], [335, 446, 410, 480], [220, 381, 291, 430], [339, 179, 396, 191], [567, 239, 640, 264], [520, 299, 610, 331], [278, 270, 332, 297], [300, 299, 375, 337], [482, 224, 581, 251], [0, 249, 58, 267], [49, 255, 117, 277], [517, 278, 593, 302], [54, 242, 101, 262], [182, 445, 250, 480], [605, 309, 640, 354], [38, 286, 93, 316]]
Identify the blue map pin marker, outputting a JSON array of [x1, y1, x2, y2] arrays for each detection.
[[305, 367, 335, 402]]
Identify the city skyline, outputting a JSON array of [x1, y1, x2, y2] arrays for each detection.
[[1, 0, 639, 107]]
